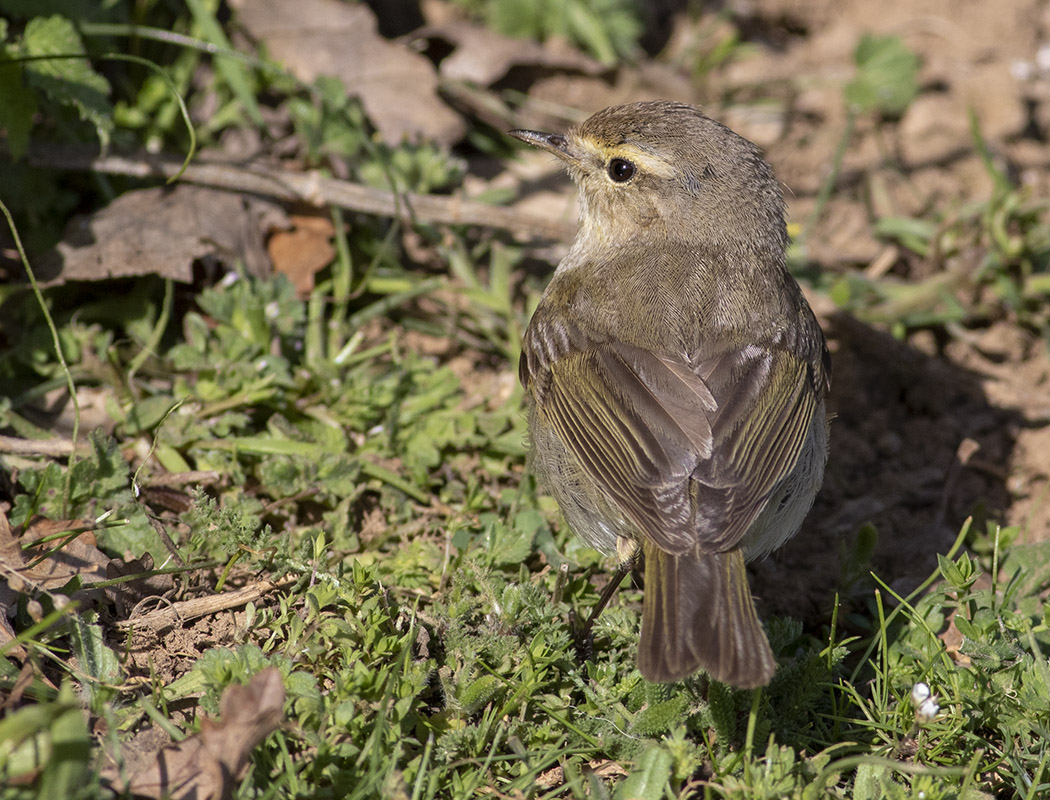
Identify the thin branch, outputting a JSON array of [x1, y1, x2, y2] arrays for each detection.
[[23, 142, 577, 242], [115, 575, 297, 632], [141, 470, 223, 487], [0, 434, 88, 458]]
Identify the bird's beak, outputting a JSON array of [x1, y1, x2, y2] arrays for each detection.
[[508, 129, 580, 164]]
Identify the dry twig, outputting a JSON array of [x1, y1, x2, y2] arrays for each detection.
[[25, 142, 577, 242], [115, 576, 297, 632], [0, 434, 87, 457]]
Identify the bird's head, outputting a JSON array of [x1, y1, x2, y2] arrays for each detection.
[[510, 101, 787, 256]]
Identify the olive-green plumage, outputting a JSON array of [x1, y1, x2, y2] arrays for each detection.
[[512, 101, 830, 688]]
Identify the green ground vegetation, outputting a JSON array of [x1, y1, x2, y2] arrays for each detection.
[[2, 3, 1050, 798]]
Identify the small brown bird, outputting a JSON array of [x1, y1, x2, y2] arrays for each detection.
[[512, 101, 830, 688]]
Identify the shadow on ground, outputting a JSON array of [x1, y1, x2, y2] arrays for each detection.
[[752, 311, 1021, 627]]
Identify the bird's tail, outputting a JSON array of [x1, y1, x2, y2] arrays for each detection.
[[637, 543, 775, 687]]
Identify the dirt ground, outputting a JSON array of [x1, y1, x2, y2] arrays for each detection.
[[724, 0, 1050, 620], [462, 0, 1050, 623]]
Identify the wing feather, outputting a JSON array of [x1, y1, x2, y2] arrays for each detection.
[[535, 336, 818, 555]]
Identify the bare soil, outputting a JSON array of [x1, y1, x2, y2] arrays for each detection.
[[734, 0, 1050, 621]]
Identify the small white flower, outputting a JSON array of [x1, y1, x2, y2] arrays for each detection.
[[1037, 43, 1050, 72], [916, 696, 940, 723], [910, 682, 931, 707], [1011, 59, 1034, 81]]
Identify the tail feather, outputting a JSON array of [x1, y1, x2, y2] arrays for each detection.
[[637, 543, 775, 687]]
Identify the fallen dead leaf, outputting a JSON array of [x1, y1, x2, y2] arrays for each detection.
[[0, 515, 110, 598], [231, 0, 464, 145], [0, 511, 112, 659], [939, 608, 972, 667], [20, 518, 111, 584], [102, 666, 285, 800], [14, 385, 117, 443], [267, 212, 336, 295], [413, 19, 605, 86], [533, 758, 628, 790], [0, 509, 27, 658], [32, 184, 288, 286]]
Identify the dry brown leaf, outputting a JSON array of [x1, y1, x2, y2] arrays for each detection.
[[0, 509, 27, 658], [534, 758, 628, 790], [20, 518, 111, 589], [414, 19, 605, 86], [268, 212, 336, 296], [939, 608, 972, 667], [0, 511, 112, 657], [103, 666, 285, 800], [1, 516, 110, 593], [34, 184, 288, 286], [231, 0, 464, 145], [16, 385, 117, 443]]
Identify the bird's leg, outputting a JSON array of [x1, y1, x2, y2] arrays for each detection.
[[573, 538, 640, 662]]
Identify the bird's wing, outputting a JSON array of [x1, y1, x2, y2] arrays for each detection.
[[687, 344, 819, 551], [538, 340, 714, 553], [537, 339, 818, 555]]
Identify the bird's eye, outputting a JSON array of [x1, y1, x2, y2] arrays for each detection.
[[607, 158, 636, 183]]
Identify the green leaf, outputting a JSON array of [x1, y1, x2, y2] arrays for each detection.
[[707, 679, 740, 744], [614, 743, 673, 800], [36, 683, 92, 799], [68, 615, 123, 711], [953, 614, 979, 640], [844, 34, 920, 117], [631, 694, 689, 736], [938, 552, 975, 591], [875, 216, 938, 256], [483, 515, 535, 566], [124, 394, 179, 434], [0, 56, 38, 158], [458, 674, 502, 716], [487, 0, 641, 64], [21, 14, 113, 147], [852, 761, 892, 800], [0, 683, 88, 790], [184, 0, 263, 126]]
